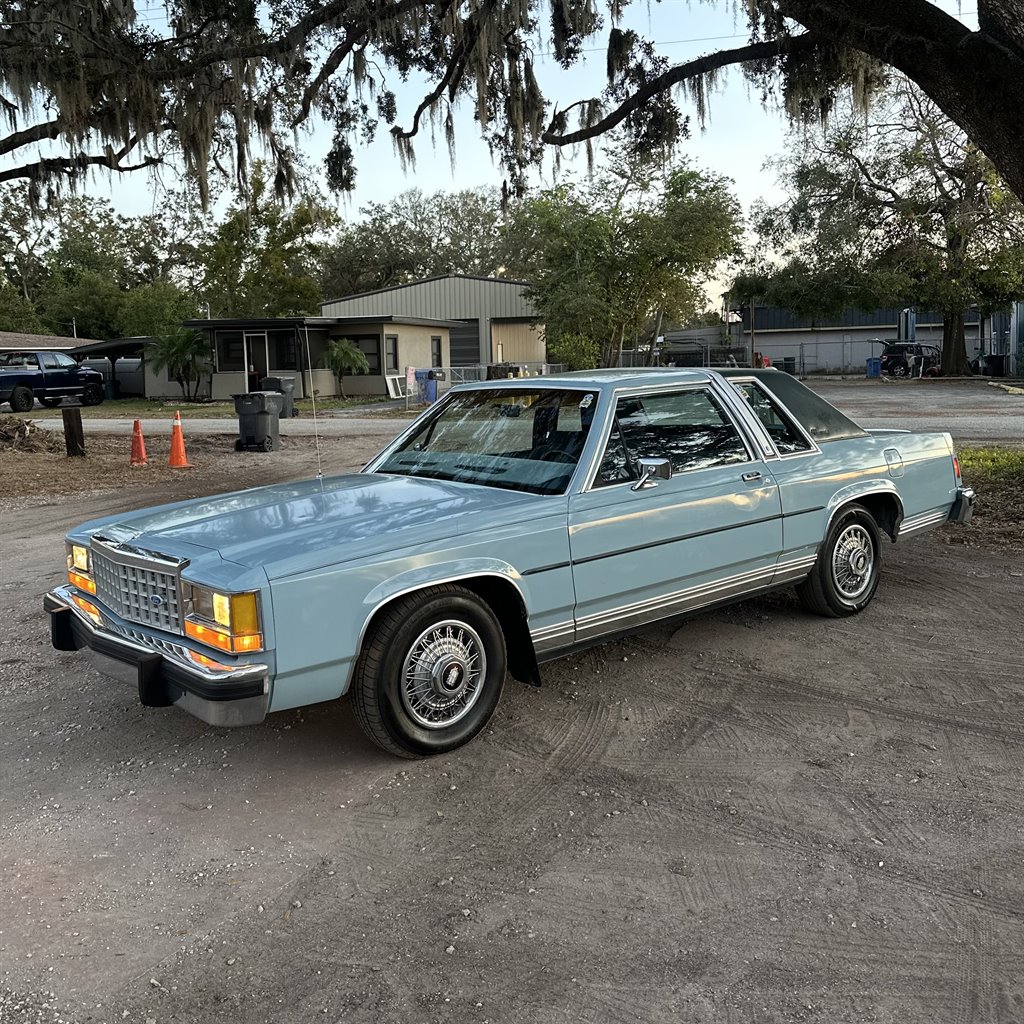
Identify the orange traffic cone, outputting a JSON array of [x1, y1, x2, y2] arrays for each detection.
[[130, 419, 148, 467], [169, 410, 192, 468]]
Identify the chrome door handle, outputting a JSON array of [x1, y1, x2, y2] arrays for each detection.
[[741, 471, 762, 482]]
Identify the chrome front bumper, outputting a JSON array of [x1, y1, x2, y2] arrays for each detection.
[[949, 486, 976, 524], [44, 587, 270, 727]]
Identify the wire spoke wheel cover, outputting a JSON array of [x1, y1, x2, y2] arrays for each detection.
[[400, 619, 487, 729], [831, 524, 874, 599]]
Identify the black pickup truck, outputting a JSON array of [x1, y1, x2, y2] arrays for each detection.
[[0, 350, 105, 411]]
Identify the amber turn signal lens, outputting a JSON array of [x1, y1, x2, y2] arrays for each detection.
[[71, 594, 102, 624], [185, 619, 263, 654], [68, 570, 97, 595], [186, 649, 236, 672]]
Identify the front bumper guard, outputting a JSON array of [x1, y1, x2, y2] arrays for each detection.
[[949, 486, 976, 525], [44, 588, 270, 727]]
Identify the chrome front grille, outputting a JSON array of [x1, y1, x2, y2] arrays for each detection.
[[91, 540, 184, 633]]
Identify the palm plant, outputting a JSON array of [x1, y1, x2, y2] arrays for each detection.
[[147, 329, 211, 400], [321, 337, 369, 398]]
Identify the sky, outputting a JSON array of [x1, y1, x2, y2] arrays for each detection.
[[66, 1, 976, 228]]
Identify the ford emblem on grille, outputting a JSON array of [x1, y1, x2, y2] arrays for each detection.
[[149, 595, 164, 607]]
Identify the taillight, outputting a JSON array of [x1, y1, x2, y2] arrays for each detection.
[[952, 454, 962, 483]]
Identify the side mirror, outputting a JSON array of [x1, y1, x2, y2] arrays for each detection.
[[632, 457, 672, 491]]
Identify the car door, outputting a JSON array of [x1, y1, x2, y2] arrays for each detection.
[[38, 351, 73, 396], [53, 351, 84, 394], [567, 385, 784, 643]]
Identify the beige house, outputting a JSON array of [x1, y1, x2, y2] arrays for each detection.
[[178, 315, 458, 399], [320, 274, 545, 367]]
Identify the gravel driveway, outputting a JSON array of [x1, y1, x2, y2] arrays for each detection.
[[2, 436, 1022, 1023]]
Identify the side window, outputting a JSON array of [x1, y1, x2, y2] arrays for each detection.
[[39, 352, 59, 369], [384, 335, 399, 374], [54, 352, 78, 367], [732, 381, 813, 455], [596, 388, 749, 483]]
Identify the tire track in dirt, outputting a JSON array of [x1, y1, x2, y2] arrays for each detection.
[[752, 675, 1024, 747]]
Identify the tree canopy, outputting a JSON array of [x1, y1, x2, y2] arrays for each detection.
[[319, 187, 508, 299], [504, 156, 741, 367], [2, 3, 1023, 205], [742, 80, 1024, 374]]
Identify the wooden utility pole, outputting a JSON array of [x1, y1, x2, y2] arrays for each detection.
[[750, 297, 756, 367]]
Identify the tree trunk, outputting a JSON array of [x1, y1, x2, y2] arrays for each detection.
[[941, 309, 970, 375]]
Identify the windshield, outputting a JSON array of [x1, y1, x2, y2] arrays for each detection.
[[375, 388, 599, 495]]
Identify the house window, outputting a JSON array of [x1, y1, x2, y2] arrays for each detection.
[[215, 331, 244, 371], [269, 329, 298, 369], [385, 335, 399, 373], [431, 336, 443, 368], [349, 335, 381, 375]]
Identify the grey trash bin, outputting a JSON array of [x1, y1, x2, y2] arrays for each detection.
[[260, 375, 298, 417], [232, 391, 283, 452]]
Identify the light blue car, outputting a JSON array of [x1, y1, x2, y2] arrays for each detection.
[[45, 369, 974, 757]]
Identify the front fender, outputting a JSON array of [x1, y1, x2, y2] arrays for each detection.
[[361, 559, 525, 622]]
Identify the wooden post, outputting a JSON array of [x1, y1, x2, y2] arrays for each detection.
[[750, 296, 756, 368], [62, 407, 86, 457]]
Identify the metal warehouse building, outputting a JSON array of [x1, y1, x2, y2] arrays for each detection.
[[320, 274, 544, 367]]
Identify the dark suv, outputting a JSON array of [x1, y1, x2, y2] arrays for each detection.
[[880, 343, 942, 377]]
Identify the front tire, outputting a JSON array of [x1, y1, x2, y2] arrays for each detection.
[[9, 386, 33, 412], [352, 585, 507, 758], [80, 383, 103, 406], [797, 504, 881, 617]]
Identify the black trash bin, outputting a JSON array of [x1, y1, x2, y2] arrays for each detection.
[[232, 391, 283, 452], [782, 356, 797, 375], [984, 353, 1008, 378], [260, 376, 297, 417]]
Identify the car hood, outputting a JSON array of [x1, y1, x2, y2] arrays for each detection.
[[76, 473, 545, 579]]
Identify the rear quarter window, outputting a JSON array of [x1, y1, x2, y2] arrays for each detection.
[[724, 371, 866, 443], [762, 374, 865, 442]]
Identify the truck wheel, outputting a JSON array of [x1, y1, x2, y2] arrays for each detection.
[[40, 397, 63, 408], [9, 386, 33, 413], [80, 383, 104, 406], [797, 504, 881, 617], [352, 585, 507, 758]]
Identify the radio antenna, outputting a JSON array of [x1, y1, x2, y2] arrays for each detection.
[[302, 324, 325, 487]]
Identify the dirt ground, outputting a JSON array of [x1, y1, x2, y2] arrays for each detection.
[[1, 426, 1023, 1024]]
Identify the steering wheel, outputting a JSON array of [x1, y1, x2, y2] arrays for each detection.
[[537, 447, 576, 463]]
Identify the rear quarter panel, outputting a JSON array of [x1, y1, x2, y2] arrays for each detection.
[[773, 431, 957, 563]]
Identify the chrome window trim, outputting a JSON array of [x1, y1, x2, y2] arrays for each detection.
[[727, 377, 822, 459], [581, 380, 757, 493]]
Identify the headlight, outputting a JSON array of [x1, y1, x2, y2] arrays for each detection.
[[67, 543, 91, 573], [184, 583, 263, 654], [66, 542, 96, 594]]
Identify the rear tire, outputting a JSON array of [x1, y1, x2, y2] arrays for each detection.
[[352, 585, 506, 758], [797, 504, 881, 617], [9, 386, 33, 412]]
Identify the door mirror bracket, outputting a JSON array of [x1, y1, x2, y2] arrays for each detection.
[[632, 457, 672, 491]]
